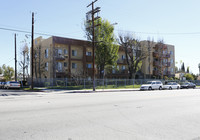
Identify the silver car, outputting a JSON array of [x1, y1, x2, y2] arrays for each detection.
[[5, 81, 20, 89], [140, 81, 163, 90], [163, 82, 180, 90]]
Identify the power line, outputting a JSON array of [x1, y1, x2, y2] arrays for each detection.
[[0, 26, 83, 38], [116, 29, 200, 35]]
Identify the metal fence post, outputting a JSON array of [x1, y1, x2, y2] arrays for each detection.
[[84, 79, 85, 89], [133, 79, 134, 88], [66, 78, 68, 88]]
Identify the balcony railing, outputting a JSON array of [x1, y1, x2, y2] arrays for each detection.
[[86, 56, 93, 62], [154, 45, 167, 50], [163, 71, 171, 75], [56, 55, 65, 61], [153, 52, 170, 58]]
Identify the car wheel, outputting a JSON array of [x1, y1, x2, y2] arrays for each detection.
[[187, 86, 189, 89], [193, 86, 196, 89], [169, 87, 172, 90], [177, 86, 179, 89], [148, 87, 152, 90], [159, 86, 162, 90]]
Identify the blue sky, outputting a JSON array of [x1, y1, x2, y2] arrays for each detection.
[[0, 0, 200, 74]]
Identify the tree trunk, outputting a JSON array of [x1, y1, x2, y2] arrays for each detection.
[[99, 65, 104, 79]]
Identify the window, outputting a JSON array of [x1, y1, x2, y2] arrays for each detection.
[[122, 66, 126, 70], [64, 49, 68, 55], [64, 62, 67, 67], [72, 63, 77, 69], [122, 55, 125, 60], [86, 64, 92, 68], [86, 52, 92, 56], [170, 51, 173, 55], [170, 59, 173, 64], [45, 49, 48, 58], [72, 50, 77, 56], [58, 49, 62, 55], [171, 68, 174, 73], [57, 62, 62, 71], [45, 62, 48, 71]]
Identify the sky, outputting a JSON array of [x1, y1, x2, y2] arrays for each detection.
[[0, 0, 200, 74]]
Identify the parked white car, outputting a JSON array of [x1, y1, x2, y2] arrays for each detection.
[[5, 81, 20, 89], [163, 82, 180, 90], [140, 81, 163, 90]]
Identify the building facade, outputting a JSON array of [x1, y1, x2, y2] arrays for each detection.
[[141, 41, 175, 78], [33, 36, 175, 79]]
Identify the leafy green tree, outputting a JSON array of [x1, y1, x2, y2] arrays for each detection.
[[85, 18, 119, 78], [184, 73, 194, 80], [2, 64, 14, 81], [0, 67, 2, 75]]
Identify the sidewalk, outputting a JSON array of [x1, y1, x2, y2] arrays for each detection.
[[40, 88, 140, 94]]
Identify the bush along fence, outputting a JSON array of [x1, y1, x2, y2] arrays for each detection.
[[27, 78, 200, 90]]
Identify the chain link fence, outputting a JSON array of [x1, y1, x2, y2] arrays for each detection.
[[27, 78, 200, 89]]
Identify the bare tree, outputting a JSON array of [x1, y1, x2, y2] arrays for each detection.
[[34, 45, 48, 79], [147, 37, 154, 78], [118, 33, 148, 79], [19, 42, 29, 81]]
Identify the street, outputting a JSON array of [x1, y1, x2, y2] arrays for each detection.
[[0, 89, 200, 140]]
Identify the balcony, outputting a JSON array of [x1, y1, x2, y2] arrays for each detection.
[[56, 55, 65, 61], [163, 53, 170, 58], [153, 70, 160, 76], [163, 71, 171, 75], [56, 69, 67, 78], [154, 44, 167, 50], [153, 52, 159, 58], [86, 68, 97, 75], [163, 62, 171, 67], [153, 61, 160, 66], [86, 56, 93, 62]]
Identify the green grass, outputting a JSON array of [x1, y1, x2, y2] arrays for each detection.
[[23, 88, 42, 91], [46, 84, 141, 90]]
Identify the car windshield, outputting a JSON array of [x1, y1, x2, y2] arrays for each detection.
[[183, 83, 189, 85], [166, 83, 172, 85], [10, 82, 19, 84], [146, 81, 152, 84]]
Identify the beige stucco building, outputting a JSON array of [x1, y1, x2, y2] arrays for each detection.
[[33, 36, 175, 79], [141, 41, 175, 78]]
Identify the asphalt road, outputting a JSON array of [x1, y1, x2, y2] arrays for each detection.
[[1, 89, 200, 140]]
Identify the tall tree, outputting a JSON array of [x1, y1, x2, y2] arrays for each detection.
[[186, 66, 190, 73], [2, 64, 14, 81], [0, 67, 2, 75], [181, 62, 185, 72], [19, 42, 30, 81], [85, 18, 119, 78], [118, 34, 148, 79]]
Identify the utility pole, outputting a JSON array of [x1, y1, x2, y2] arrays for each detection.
[[198, 63, 200, 76], [14, 33, 17, 81], [86, 0, 101, 91], [31, 12, 34, 90]]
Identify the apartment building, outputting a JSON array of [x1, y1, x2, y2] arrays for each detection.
[[33, 36, 175, 79], [141, 41, 175, 78]]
